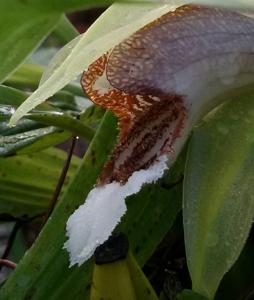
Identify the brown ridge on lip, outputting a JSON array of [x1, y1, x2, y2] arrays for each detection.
[[99, 95, 186, 184], [82, 50, 186, 184]]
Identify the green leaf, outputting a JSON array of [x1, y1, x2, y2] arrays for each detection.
[[5, 63, 85, 97], [0, 126, 70, 157], [48, 91, 88, 111], [0, 111, 118, 299], [11, 0, 113, 13], [177, 290, 208, 300], [0, 85, 95, 154], [0, 111, 183, 299], [0, 85, 96, 155], [0, 119, 44, 136], [28, 112, 95, 141], [0, 3, 60, 84], [0, 148, 80, 217], [0, 0, 119, 86], [215, 237, 254, 300], [4, 63, 44, 90], [0, 89, 72, 156], [9, 2, 178, 125], [183, 92, 254, 299], [52, 15, 79, 44], [0, 83, 86, 115], [80, 105, 105, 126], [0, 85, 52, 111], [0, 85, 28, 107], [17, 130, 71, 155]]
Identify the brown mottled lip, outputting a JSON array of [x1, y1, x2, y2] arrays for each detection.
[[82, 50, 187, 184], [99, 94, 186, 184], [82, 4, 254, 185]]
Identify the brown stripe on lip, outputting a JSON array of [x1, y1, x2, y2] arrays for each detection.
[[98, 95, 186, 184]]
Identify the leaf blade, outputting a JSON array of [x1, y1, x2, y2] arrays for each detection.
[[0, 111, 183, 299], [183, 92, 254, 299], [0, 148, 80, 217]]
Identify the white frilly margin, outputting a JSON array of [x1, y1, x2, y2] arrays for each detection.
[[64, 155, 168, 267]]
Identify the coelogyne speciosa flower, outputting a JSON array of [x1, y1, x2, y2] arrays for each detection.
[[65, 5, 254, 266]]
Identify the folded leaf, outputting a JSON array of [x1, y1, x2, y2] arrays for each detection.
[[184, 91, 254, 299], [0, 126, 69, 157]]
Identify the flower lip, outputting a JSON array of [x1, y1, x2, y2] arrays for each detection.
[[82, 54, 187, 186], [82, 4, 254, 186]]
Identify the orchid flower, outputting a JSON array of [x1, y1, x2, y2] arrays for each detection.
[[64, 5, 254, 266]]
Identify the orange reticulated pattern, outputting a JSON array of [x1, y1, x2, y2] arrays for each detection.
[[82, 52, 176, 141]]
